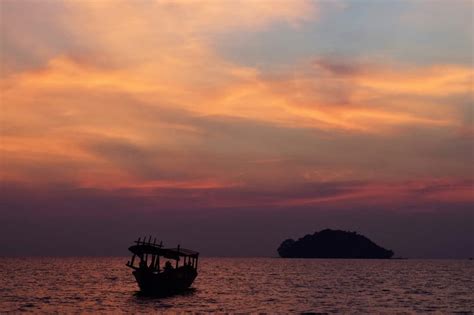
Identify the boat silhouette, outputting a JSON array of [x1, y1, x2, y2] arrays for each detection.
[[126, 236, 199, 295]]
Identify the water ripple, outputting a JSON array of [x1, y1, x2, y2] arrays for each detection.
[[0, 257, 472, 313]]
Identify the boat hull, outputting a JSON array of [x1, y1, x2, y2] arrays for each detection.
[[133, 266, 197, 295]]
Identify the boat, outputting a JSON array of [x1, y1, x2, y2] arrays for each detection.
[[126, 236, 199, 295]]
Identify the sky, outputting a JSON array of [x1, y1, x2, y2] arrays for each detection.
[[0, 0, 473, 258]]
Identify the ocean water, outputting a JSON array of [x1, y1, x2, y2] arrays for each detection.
[[0, 257, 472, 313]]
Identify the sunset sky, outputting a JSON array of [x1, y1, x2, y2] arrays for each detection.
[[1, 0, 473, 257]]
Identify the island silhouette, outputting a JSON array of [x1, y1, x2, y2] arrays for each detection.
[[278, 229, 394, 259]]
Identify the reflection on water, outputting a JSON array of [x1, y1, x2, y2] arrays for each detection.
[[0, 257, 472, 313]]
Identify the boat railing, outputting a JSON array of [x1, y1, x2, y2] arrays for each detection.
[[126, 236, 199, 271], [134, 236, 163, 248]]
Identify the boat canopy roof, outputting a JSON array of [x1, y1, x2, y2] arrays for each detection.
[[129, 244, 199, 259]]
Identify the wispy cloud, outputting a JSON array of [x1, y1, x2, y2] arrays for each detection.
[[0, 1, 472, 246]]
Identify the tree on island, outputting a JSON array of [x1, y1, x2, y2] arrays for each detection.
[[277, 229, 394, 259]]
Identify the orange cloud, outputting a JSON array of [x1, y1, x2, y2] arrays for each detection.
[[267, 60, 472, 132], [2, 53, 472, 189], [1, 1, 472, 194], [79, 178, 241, 194]]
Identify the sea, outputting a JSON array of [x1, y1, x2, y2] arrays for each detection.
[[0, 257, 472, 313]]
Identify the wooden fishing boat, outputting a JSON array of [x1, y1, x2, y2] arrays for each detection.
[[126, 237, 199, 295]]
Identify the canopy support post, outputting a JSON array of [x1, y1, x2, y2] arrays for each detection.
[[156, 255, 160, 271]]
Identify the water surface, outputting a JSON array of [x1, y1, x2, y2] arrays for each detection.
[[0, 257, 472, 313]]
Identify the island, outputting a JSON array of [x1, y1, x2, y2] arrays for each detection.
[[277, 229, 394, 259]]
